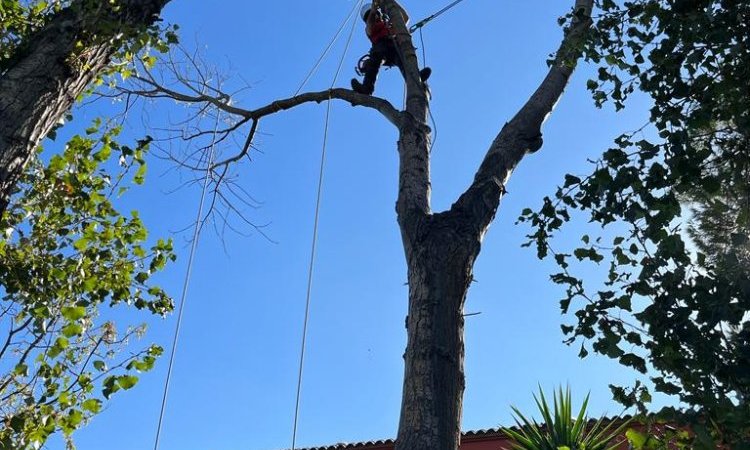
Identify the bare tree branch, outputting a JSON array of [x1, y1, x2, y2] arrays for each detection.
[[210, 119, 259, 169], [102, 48, 402, 238], [126, 77, 402, 127], [451, 0, 595, 233]]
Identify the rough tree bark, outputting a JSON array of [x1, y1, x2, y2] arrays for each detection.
[[119, 1, 594, 446], [386, 1, 594, 449], [0, 0, 172, 214]]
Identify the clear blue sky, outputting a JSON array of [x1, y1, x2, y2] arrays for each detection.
[[47, 0, 667, 449]]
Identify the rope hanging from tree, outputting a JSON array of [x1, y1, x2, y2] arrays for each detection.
[[152, 117, 219, 450], [291, 1, 364, 449], [294, 0, 362, 95], [150, 2, 363, 448]]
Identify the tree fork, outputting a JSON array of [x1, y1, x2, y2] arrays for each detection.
[[388, 0, 593, 448]]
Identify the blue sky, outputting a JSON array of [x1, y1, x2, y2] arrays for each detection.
[[46, 0, 668, 449]]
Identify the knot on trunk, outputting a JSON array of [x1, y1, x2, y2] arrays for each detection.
[[522, 130, 544, 154]]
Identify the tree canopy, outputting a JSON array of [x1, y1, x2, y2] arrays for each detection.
[[520, 0, 749, 446]]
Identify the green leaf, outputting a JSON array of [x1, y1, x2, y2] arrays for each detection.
[[626, 429, 647, 449], [135, 271, 149, 283], [61, 306, 86, 321], [48, 336, 69, 358], [102, 376, 120, 399], [134, 163, 147, 184], [73, 237, 89, 251], [117, 375, 138, 390], [61, 322, 83, 337], [82, 399, 102, 414], [13, 364, 29, 377]]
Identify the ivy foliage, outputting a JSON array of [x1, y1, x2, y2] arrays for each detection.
[[0, 121, 175, 450], [519, 0, 749, 447]]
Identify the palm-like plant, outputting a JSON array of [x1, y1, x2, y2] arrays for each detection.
[[501, 387, 631, 450]]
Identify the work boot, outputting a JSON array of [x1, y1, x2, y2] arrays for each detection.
[[419, 67, 432, 82], [351, 78, 374, 95]]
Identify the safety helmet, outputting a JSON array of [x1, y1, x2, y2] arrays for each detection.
[[361, 3, 372, 21]]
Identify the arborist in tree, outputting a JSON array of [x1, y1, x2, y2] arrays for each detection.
[[350, 0, 431, 95]]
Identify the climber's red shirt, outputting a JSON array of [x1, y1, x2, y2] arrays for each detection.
[[367, 18, 391, 44]]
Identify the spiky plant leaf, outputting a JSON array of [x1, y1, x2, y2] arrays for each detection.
[[501, 387, 631, 450]]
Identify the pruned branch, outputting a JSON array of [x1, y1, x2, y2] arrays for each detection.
[[450, 0, 595, 233], [514, 0, 594, 129]]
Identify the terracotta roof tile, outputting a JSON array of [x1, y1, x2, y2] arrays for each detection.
[[281, 416, 645, 450]]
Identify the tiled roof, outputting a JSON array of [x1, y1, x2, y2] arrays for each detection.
[[285, 427, 509, 450], [283, 416, 646, 450], [289, 439, 395, 450]]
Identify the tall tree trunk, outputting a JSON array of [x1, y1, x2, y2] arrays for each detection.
[[396, 210, 480, 450], [0, 0, 171, 214], [385, 1, 594, 449]]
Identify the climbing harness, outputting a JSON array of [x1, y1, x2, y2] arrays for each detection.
[[353, 0, 471, 80], [355, 52, 399, 77], [355, 54, 371, 77]]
